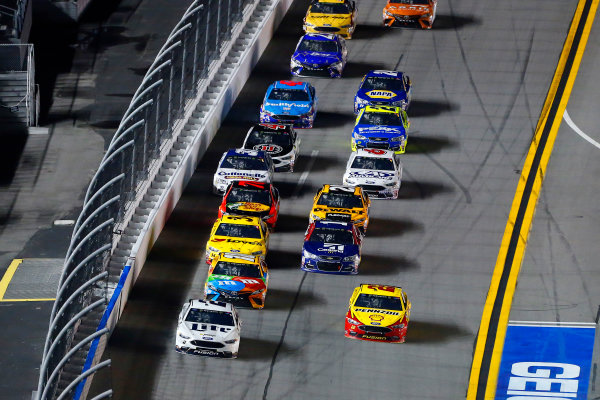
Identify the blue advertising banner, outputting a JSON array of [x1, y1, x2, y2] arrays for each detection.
[[496, 322, 596, 400]]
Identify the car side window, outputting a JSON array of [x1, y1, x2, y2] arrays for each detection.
[[309, 85, 316, 100]]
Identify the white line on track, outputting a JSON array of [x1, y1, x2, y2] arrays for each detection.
[[564, 109, 600, 149], [292, 149, 319, 198], [509, 320, 597, 327]]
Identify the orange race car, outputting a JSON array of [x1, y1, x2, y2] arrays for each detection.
[[383, 0, 437, 29]]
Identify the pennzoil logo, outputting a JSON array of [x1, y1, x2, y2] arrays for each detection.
[[354, 308, 399, 315], [366, 90, 395, 99]]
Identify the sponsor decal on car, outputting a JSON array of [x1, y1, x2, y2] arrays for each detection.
[[218, 171, 267, 178], [211, 238, 261, 244], [253, 144, 283, 153], [354, 308, 400, 315], [348, 171, 394, 179], [358, 126, 403, 133], [365, 90, 396, 99], [361, 335, 386, 340], [227, 202, 270, 212], [317, 243, 345, 253]]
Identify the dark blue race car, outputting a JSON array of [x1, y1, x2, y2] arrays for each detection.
[[354, 70, 412, 113], [290, 33, 347, 78], [301, 220, 362, 274], [260, 80, 318, 128]]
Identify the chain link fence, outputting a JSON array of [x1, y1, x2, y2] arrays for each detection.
[[36, 1, 255, 399]]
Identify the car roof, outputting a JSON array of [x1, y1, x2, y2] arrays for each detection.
[[301, 33, 338, 42], [224, 148, 266, 158], [354, 148, 396, 159], [218, 252, 260, 264], [358, 284, 403, 297], [189, 299, 233, 312], [365, 70, 404, 79], [228, 180, 271, 190], [322, 184, 363, 195], [363, 105, 402, 114], [271, 80, 312, 91], [252, 123, 294, 134], [218, 214, 263, 226], [313, 220, 354, 230]]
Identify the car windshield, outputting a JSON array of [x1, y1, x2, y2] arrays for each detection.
[[213, 261, 262, 278], [215, 222, 262, 239], [359, 111, 404, 126], [317, 192, 363, 208], [308, 227, 354, 244], [246, 130, 293, 154], [268, 88, 309, 102], [351, 156, 395, 171], [185, 309, 235, 326], [311, 2, 351, 13], [362, 76, 404, 91], [297, 39, 339, 53], [227, 187, 271, 205], [390, 0, 429, 4], [354, 294, 404, 311], [220, 155, 268, 171]]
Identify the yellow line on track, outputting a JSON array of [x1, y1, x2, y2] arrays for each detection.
[[0, 259, 23, 300], [466, 0, 599, 398]]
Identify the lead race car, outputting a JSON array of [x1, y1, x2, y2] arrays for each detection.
[[259, 80, 318, 128], [290, 33, 347, 78], [342, 148, 402, 199], [242, 123, 300, 172], [212, 148, 274, 195], [175, 299, 241, 358]]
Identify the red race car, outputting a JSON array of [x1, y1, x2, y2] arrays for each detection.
[[218, 181, 280, 229]]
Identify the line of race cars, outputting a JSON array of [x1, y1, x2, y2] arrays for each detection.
[[175, 0, 428, 358]]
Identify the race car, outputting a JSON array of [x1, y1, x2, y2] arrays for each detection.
[[344, 284, 411, 343], [175, 299, 241, 358], [259, 80, 318, 129], [205, 215, 269, 264], [242, 123, 300, 172], [383, 0, 437, 29], [290, 33, 347, 78], [218, 180, 280, 229], [212, 148, 274, 194], [303, 0, 357, 39], [301, 220, 362, 274], [342, 148, 402, 199], [204, 252, 269, 309], [352, 105, 410, 154], [309, 184, 370, 232], [354, 70, 412, 113]]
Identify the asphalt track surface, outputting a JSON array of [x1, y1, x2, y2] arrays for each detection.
[[89, 0, 596, 399]]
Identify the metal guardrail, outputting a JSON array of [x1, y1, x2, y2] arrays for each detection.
[[35, 0, 255, 399], [0, 43, 37, 126]]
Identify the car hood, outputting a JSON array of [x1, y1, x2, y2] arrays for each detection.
[[356, 88, 406, 102], [306, 13, 352, 27], [353, 124, 406, 137], [345, 168, 397, 182], [303, 241, 359, 257], [215, 168, 269, 182], [293, 51, 341, 65], [225, 201, 271, 217], [312, 206, 366, 222], [180, 320, 237, 339], [207, 274, 266, 293], [208, 236, 265, 254], [263, 101, 311, 115], [350, 306, 404, 327]]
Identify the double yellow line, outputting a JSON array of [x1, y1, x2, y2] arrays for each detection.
[[466, 0, 599, 398]]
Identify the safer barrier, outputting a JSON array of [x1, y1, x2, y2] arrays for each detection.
[[35, 0, 293, 399]]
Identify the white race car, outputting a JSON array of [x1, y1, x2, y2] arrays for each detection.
[[213, 148, 274, 194], [242, 123, 300, 172], [342, 148, 402, 199], [175, 299, 241, 358]]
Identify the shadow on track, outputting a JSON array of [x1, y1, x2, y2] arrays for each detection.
[[409, 99, 459, 117], [398, 179, 455, 200], [313, 110, 354, 128], [406, 134, 456, 154], [265, 287, 326, 311], [266, 249, 301, 270], [433, 14, 480, 30], [352, 24, 395, 40], [366, 217, 422, 237], [274, 214, 309, 233], [359, 254, 419, 275], [343, 61, 389, 78], [407, 319, 471, 343], [239, 337, 291, 360]]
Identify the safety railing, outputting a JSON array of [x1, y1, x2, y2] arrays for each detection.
[[0, 43, 36, 126], [35, 1, 255, 399]]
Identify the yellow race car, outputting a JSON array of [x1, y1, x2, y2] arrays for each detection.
[[303, 0, 357, 39], [205, 215, 269, 264], [352, 105, 410, 154], [309, 184, 370, 232], [344, 284, 411, 343]]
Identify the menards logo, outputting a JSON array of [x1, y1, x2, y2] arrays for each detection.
[[354, 308, 399, 315]]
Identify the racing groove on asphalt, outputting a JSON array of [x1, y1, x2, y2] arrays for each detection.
[[92, 0, 575, 398]]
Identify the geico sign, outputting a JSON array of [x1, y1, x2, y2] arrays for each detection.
[[507, 362, 579, 399]]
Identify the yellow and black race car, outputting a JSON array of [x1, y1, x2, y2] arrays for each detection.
[[309, 184, 370, 232], [205, 215, 269, 264], [303, 0, 357, 39]]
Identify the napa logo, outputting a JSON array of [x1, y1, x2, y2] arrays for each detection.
[[366, 90, 395, 99]]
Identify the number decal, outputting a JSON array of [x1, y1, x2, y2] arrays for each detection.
[[363, 148, 387, 155], [279, 80, 303, 86], [372, 70, 398, 77], [238, 181, 266, 189], [367, 284, 396, 293], [330, 186, 356, 193], [260, 123, 288, 130]]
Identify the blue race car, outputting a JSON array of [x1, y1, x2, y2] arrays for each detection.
[[260, 80, 318, 128], [351, 105, 410, 154], [290, 33, 347, 78], [354, 70, 412, 113], [301, 220, 362, 274]]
